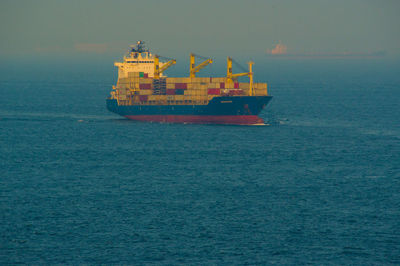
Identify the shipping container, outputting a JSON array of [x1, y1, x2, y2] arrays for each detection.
[[253, 83, 267, 89], [139, 78, 152, 84], [129, 89, 139, 95], [225, 82, 234, 89], [254, 89, 267, 95], [147, 95, 156, 101], [166, 89, 176, 95], [139, 83, 152, 89], [166, 78, 177, 83], [232, 89, 243, 95], [139, 90, 152, 95], [190, 83, 199, 89], [174, 95, 185, 101], [190, 77, 201, 83], [175, 83, 187, 89], [139, 95, 148, 101], [148, 95, 165, 101], [166, 83, 175, 89], [212, 77, 226, 83], [107, 43, 272, 123], [239, 83, 249, 89], [127, 78, 139, 83], [208, 83, 218, 89], [128, 72, 140, 78], [176, 89, 185, 95], [208, 88, 220, 95]]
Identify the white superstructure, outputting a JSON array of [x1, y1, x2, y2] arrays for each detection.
[[114, 41, 166, 78]]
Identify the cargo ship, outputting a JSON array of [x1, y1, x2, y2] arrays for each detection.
[[106, 41, 272, 125]]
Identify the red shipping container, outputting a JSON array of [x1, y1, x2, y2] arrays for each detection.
[[166, 89, 176, 95], [175, 83, 187, 89], [139, 95, 148, 101], [234, 82, 239, 89], [139, 83, 152, 89], [208, 88, 220, 95], [144, 73, 148, 78], [220, 83, 225, 89]]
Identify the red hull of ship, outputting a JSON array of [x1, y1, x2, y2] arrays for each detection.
[[124, 115, 264, 125]]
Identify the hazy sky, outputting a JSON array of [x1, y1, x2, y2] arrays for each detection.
[[1, 0, 399, 60]]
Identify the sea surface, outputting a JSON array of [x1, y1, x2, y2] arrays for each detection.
[[1, 59, 399, 264]]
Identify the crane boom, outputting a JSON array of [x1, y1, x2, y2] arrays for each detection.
[[154, 55, 176, 79], [226, 57, 254, 96], [190, 53, 213, 78]]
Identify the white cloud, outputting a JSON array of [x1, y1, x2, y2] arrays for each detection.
[[267, 41, 287, 55]]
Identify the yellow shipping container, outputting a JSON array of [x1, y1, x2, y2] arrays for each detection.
[[199, 95, 209, 100], [212, 77, 226, 83], [254, 89, 267, 95], [139, 90, 152, 95], [170, 78, 182, 83], [199, 90, 208, 96], [174, 95, 185, 101], [253, 83, 267, 90], [127, 78, 139, 84], [134, 83, 140, 89], [166, 78, 178, 83], [166, 84, 175, 89], [190, 77, 202, 83], [239, 83, 249, 89], [128, 72, 140, 78], [184, 90, 194, 96], [225, 82, 234, 89], [139, 78, 152, 84], [156, 95, 166, 101], [208, 83, 218, 88], [190, 83, 199, 89], [199, 77, 211, 83], [148, 95, 166, 101]]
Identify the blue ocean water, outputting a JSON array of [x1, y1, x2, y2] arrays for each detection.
[[1, 60, 399, 264]]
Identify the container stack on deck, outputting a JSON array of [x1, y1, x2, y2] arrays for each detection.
[[112, 72, 267, 105]]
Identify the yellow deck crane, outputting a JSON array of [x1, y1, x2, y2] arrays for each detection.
[[189, 53, 213, 78], [226, 57, 254, 96], [154, 55, 177, 79]]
